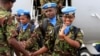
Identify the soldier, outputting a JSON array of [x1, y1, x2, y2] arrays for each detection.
[[0, 0, 16, 56], [10, 10, 39, 56], [40, 0, 65, 15], [31, 2, 62, 56], [57, 6, 83, 56]]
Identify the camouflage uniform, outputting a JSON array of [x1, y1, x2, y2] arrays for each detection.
[[33, 16, 62, 56], [0, 7, 16, 56], [17, 23, 39, 54], [45, 25, 83, 56]]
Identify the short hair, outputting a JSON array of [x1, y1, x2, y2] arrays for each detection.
[[0, 0, 16, 3]]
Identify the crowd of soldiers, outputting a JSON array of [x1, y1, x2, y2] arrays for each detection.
[[0, 0, 84, 56]]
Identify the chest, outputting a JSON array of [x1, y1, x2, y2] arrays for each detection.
[[18, 27, 31, 41]]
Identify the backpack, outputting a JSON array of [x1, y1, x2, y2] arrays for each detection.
[[38, 19, 60, 48]]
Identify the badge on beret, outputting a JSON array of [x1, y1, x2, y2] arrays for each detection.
[[48, 3, 51, 7]]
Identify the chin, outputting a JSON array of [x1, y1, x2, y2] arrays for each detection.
[[65, 22, 71, 26]]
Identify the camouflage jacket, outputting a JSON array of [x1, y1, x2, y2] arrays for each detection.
[[17, 23, 39, 51], [0, 7, 16, 53], [47, 26, 83, 56], [0, 7, 10, 18], [33, 16, 62, 48]]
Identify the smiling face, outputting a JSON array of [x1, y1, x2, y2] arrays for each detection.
[[20, 15, 30, 24], [62, 14, 75, 26], [44, 7, 57, 19]]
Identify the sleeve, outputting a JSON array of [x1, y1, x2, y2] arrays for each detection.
[[0, 10, 10, 18], [31, 25, 43, 48], [75, 29, 84, 46], [6, 20, 18, 40], [44, 26, 55, 51]]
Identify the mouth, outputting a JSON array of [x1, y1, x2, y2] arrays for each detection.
[[65, 21, 71, 25]]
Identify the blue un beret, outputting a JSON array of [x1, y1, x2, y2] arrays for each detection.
[[61, 6, 76, 15], [42, 3, 57, 9], [16, 9, 30, 16], [20, 10, 30, 16], [16, 9, 24, 16]]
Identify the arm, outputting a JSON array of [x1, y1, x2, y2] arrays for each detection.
[[63, 33, 81, 48], [6, 22, 30, 56], [63, 29, 83, 48], [8, 38, 30, 56], [59, 25, 83, 48], [31, 46, 48, 56]]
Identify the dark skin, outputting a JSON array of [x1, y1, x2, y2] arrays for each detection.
[[31, 7, 57, 56], [8, 15, 36, 56], [0, 0, 30, 56], [8, 15, 31, 56]]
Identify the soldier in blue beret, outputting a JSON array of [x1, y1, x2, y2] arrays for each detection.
[[16, 9, 24, 16], [57, 6, 83, 56], [9, 10, 32, 56], [38, 2, 58, 23], [31, 2, 62, 56], [42, 2, 57, 9]]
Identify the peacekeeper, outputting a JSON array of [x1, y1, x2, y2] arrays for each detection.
[[8, 10, 36, 56], [40, 0, 65, 18], [57, 6, 83, 56], [31, 2, 62, 56]]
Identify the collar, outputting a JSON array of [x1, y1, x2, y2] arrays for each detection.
[[49, 16, 56, 26], [21, 23, 29, 31], [64, 25, 71, 35]]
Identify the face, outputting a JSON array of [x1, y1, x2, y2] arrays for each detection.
[[62, 14, 75, 26], [44, 7, 57, 18], [5, 2, 13, 11], [20, 15, 29, 24]]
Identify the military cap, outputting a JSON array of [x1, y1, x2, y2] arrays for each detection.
[[16, 9, 24, 16], [20, 10, 30, 16], [61, 6, 76, 15], [42, 2, 57, 9], [20, 10, 31, 19]]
